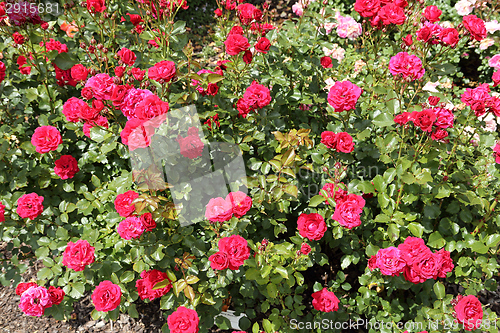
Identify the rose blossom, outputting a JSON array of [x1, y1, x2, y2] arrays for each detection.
[[16, 193, 44, 219], [87, 0, 106, 13], [485, 20, 500, 34], [454, 295, 483, 331], [177, 127, 204, 159], [226, 191, 252, 218], [148, 60, 176, 83], [455, 0, 474, 16], [300, 243, 311, 255], [297, 213, 327, 240], [121, 88, 153, 119], [336, 15, 362, 39], [378, 4, 406, 25], [255, 37, 271, 53], [117, 216, 145, 240], [91, 281, 122, 312], [62, 97, 87, 123], [493, 142, 500, 164], [136, 269, 171, 301], [205, 197, 233, 222], [434, 248, 454, 278], [394, 112, 412, 125], [311, 288, 340, 312], [16, 282, 38, 296], [134, 94, 169, 120], [332, 194, 365, 229], [224, 34, 250, 56], [439, 28, 460, 47], [116, 47, 136, 66], [85, 73, 115, 100], [167, 306, 200, 333], [218, 235, 250, 270], [320, 131, 337, 149], [209, 251, 230, 270], [292, 2, 303, 16], [7, 1, 41, 26], [47, 286, 65, 305], [237, 3, 262, 25], [19, 286, 52, 317], [114, 190, 139, 217], [389, 52, 425, 80], [327, 80, 362, 112], [354, 0, 381, 18], [54, 155, 79, 180], [397, 237, 431, 265], [423, 5, 441, 23], [0, 201, 5, 223], [83, 115, 109, 138], [62, 239, 95, 271], [488, 54, 500, 70], [375, 247, 406, 276], [31, 126, 62, 153], [336, 132, 355, 153], [70, 64, 88, 81], [463, 14, 487, 41], [479, 38, 495, 50], [140, 212, 156, 232]]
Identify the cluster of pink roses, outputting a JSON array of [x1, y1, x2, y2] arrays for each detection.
[[205, 191, 252, 222], [394, 105, 455, 142], [114, 190, 157, 240], [320, 131, 355, 153], [236, 81, 272, 118], [209, 234, 251, 270], [461, 83, 500, 117], [368, 237, 454, 283], [389, 52, 425, 81], [327, 80, 362, 112], [354, 0, 407, 29], [17, 282, 65, 317]]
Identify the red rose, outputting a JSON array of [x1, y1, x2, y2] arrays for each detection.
[[91, 281, 122, 312], [300, 243, 311, 255], [140, 212, 156, 232], [70, 64, 88, 81], [126, 13, 143, 26], [255, 37, 270, 53], [131, 68, 146, 81], [375, 247, 406, 276], [327, 80, 362, 112], [236, 97, 253, 117], [224, 34, 250, 56], [85, 73, 115, 100], [411, 109, 437, 132], [148, 60, 176, 83], [431, 129, 449, 141], [412, 251, 440, 281], [226, 191, 252, 218], [16, 282, 38, 296], [135, 94, 169, 120], [114, 190, 139, 217], [81, 87, 93, 99], [87, 0, 106, 13], [394, 112, 411, 125], [114, 66, 125, 77], [205, 197, 233, 222], [378, 4, 406, 25], [454, 295, 483, 331], [434, 248, 454, 278], [78, 104, 100, 122], [214, 8, 223, 16], [54, 155, 79, 180], [229, 25, 244, 35], [47, 286, 65, 305], [354, 0, 381, 17], [0, 61, 6, 83], [84, 116, 109, 139], [332, 195, 364, 229], [439, 28, 459, 47], [167, 306, 200, 333], [0, 201, 5, 223], [17, 193, 44, 220], [117, 47, 136, 66], [209, 251, 229, 270], [320, 131, 337, 148], [12, 32, 25, 44], [237, 3, 262, 25], [31, 126, 62, 154], [403, 265, 423, 284], [244, 81, 271, 108], [463, 15, 487, 41], [403, 34, 412, 46], [17, 55, 31, 75], [62, 239, 95, 271], [136, 269, 171, 301], [368, 255, 377, 270], [297, 213, 326, 241], [117, 216, 146, 240], [398, 237, 431, 265], [428, 96, 440, 106], [423, 5, 441, 23], [320, 56, 333, 68], [242, 50, 253, 64], [311, 288, 340, 312], [218, 235, 250, 270], [493, 71, 500, 87], [336, 132, 355, 153], [120, 118, 154, 150]]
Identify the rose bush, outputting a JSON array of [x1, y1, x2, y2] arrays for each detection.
[[0, 0, 499, 332]]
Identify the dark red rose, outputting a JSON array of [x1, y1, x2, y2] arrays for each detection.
[[423, 5, 441, 23], [255, 37, 271, 53], [237, 3, 262, 25], [140, 212, 156, 232], [224, 34, 250, 56], [242, 50, 253, 64], [47, 286, 65, 305], [321, 56, 333, 68], [403, 34, 412, 46], [12, 32, 25, 44]]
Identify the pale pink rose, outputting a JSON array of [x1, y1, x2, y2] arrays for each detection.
[[336, 15, 362, 39], [488, 54, 500, 70], [479, 38, 495, 50], [485, 20, 500, 34], [455, 0, 474, 16], [292, 2, 303, 16]]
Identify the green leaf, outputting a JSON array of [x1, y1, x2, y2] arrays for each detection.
[[274, 266, 288, 279], [70, 282, 85, 298], [120, 270, 135, 283], [373, 112, 395, 127], [433, 281, 445, 299], [207, 73, 224, 84], [53, 52, 77, 70], [266, 283, 278, 298], [309, 195, 325, 207], [428, 231, 446, 249], [407, 222, 424, 238]]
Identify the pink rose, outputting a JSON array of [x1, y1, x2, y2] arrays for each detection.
[[17, 193, 44, 220], [148, 60, 176, 83], [19, 286, 52, 317], [226, 191, 252, 218], [311, 288, 340, 312], [167, 306, 200, 333], [62, 239, 95, 271], [0, 201, 5, 223], [205, 197, 233, 222], [297, 213, 327, 240], [114, 190, 139, 217], [16, 282, 38, 296], [91, 281, 122, 312], [300, 243, 311, 255], [494, 143, 500, 164], [31, 126, 62, 154], [54, 155, 79, 180], [375, 247, 406, 276], [209, 251, 229, 270], [255, 37, 271, 53], [454, 295, 483, 331], [62, 97, 87, 123], [354, 0, 381, 17], [378, 4, 406, 25], [117, 216, 145, 240], [327, 80, 362, 112], [434, 248, 454, 278], [85, 73, 116, 100], [177, 127, 204, 159], [389, 52, 425, 80]]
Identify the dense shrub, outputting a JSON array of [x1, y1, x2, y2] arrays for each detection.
[[0, 0, 499, 332]]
